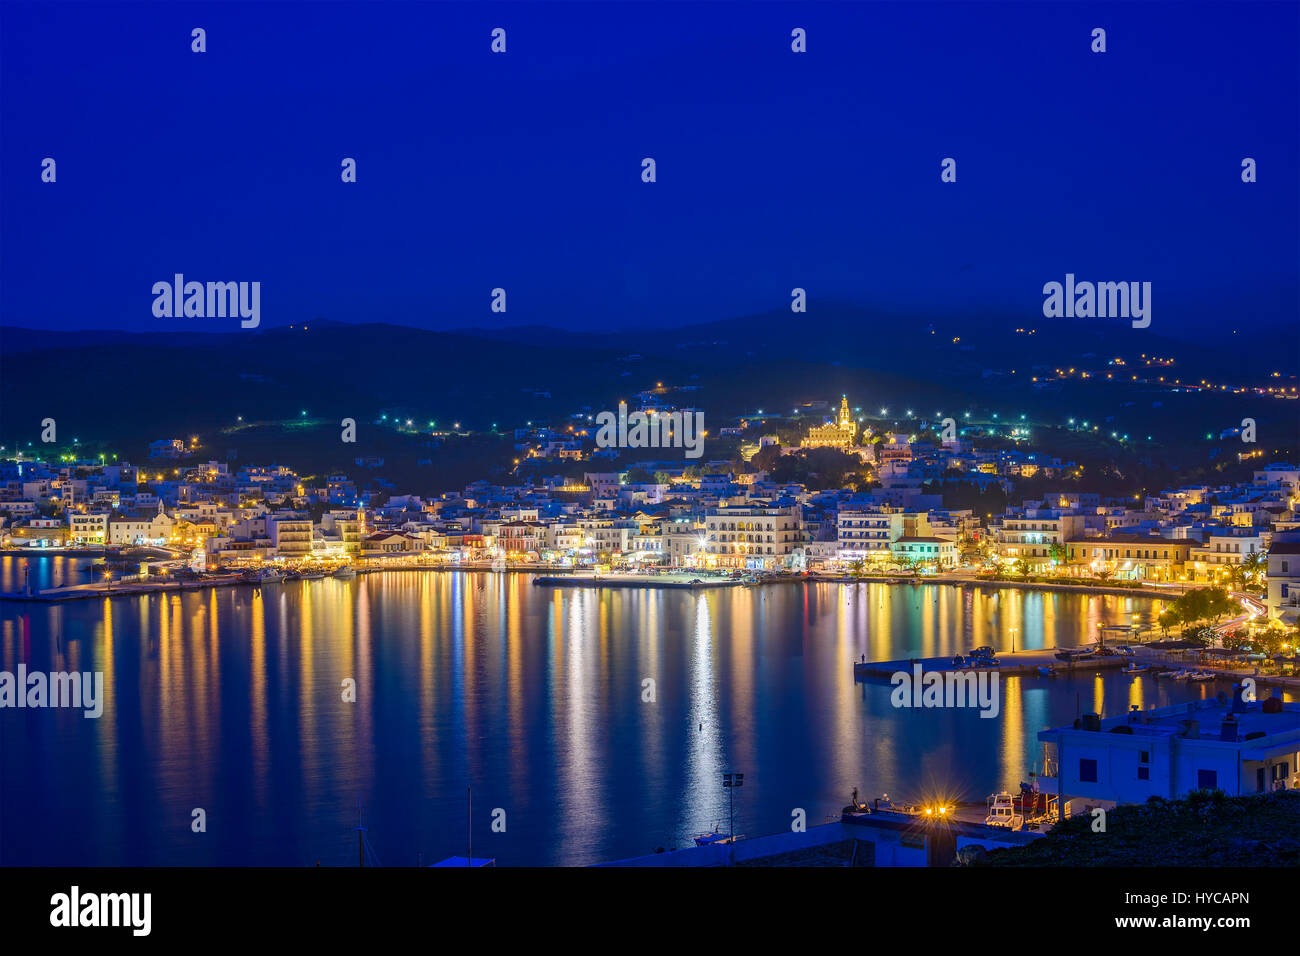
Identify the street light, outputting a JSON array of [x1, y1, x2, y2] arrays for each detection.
[[723, 772, 743, 856]]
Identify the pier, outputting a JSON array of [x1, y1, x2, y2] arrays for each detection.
[[533, 573, 741, 590], [0, 573, 252, 602], [854, 647, 1129, 679]]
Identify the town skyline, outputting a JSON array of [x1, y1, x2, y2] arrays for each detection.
[[4, 0, 1300, 924]]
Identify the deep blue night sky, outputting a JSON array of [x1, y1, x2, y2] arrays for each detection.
[[2, 1, 1296, 336]]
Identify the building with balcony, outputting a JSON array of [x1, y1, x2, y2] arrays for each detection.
[[1037, 691, 1300, 817], [1065, 534, 1192, 582], [703, 504, 802, 570], [266, 513, 314, 558], [1266, 535, 1300, 625]]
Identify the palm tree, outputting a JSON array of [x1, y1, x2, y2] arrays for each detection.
[[1048, 542, 1067, 570], [1225, 564, 1246, 592], [1241, 551, 1266, 591]]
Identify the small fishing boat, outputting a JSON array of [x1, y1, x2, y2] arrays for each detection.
[[1037, 665, 1055, 677], [1012, 780, 1048, 818], [300, 570, 326, 580], [249, 568, 285, 584], [693, 826, 738, 847], [1188, 670, 1215, 682], [333, 566, 356, 579], [985, 792, 1023, 830], [1122, 662, 1151, 675], [1171, 669, 1193, 681]]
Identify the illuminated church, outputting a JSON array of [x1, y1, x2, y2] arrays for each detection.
[[801, 395, 859, 450]]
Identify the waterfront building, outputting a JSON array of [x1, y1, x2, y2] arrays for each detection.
[[837, 510, 918, 563], [1065, 534, 1192, 582], [1037, 691, 1300, 816], [1187, 528, 1270, 583], [266, 513, 314, 558], [996, 512, 1085, 572], [5, 518, 68, 548], [362, 531, 423, 556], [546, 523, 586, 555], [576, 517, 633, 558], [107, 502, 175, 545], [890, 535, 957, 569], [68, 512, 108, 544], [703, 504, 802, 570], [319, 512, 363, 554], [664, 518, 707, 567], [497, 520, 546, 558]]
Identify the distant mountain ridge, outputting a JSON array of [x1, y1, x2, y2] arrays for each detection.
[[3, 297, 1287, 379]]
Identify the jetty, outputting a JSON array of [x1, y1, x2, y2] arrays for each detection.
[[854, 647, 1128, 679], [533, 573, 740, 590], [0, 573, 251, 602]]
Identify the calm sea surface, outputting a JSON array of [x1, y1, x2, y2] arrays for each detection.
[[1, 556, 1276, 866]]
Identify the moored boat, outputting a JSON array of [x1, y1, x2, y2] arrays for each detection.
[[985, 792, 1023, 830], [333, 565, 356, 579], [693, 826, 739, 846]]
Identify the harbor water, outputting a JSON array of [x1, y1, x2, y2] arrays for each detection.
[[1, 557, 1278, 866]]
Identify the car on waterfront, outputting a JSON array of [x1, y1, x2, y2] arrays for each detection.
[[952, 654, 968, 667], [969, 646, 995, 658]]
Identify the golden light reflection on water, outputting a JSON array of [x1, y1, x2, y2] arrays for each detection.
[[10, 568, 1283, 866], [251, 587, 267, 803]]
